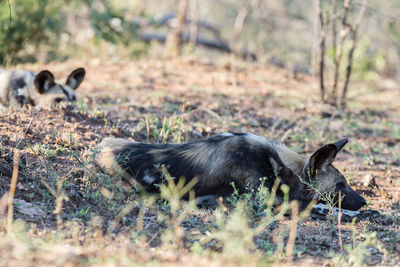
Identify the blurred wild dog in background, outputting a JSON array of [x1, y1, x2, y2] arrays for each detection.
[[0, 68, 85, 109]]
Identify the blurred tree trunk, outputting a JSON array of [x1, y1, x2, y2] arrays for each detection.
[[340, 0, 367, 107], [317, 0, 328, 102], [331, 0, 351, 105], [229, 4, 250, 89], [231, 5, 249, 55], [165, 0, 188, 58], [189, 0, 199, 46], [316, 0, 367, 108], [311, 0, 320, 77]]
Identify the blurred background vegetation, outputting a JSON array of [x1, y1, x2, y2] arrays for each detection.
[[1, 0, 400, 83]]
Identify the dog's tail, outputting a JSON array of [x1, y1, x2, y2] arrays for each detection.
[[92, 137, 135, 176]]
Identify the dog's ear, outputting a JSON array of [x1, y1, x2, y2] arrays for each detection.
[[308, 144, 337, 177], [307, 139, 348, 177], [34, 70, 55, 94], [269, 157, 283, 177], [66, 68, 86, 90], [333, 139, 348, 153]]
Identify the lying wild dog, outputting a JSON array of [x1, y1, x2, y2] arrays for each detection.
[[0, 68, 85, 109], [93, 132, 366, 211]]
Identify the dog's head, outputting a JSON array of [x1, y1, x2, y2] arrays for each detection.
[[301, 139, 366, 211], [33, 68, 85, 107]]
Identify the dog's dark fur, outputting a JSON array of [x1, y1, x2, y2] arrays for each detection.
[[93, 133, 366, 211], [0, 68, 85, 109]]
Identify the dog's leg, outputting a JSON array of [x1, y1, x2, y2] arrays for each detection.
[[195, 195, 220, 207], [311, 203, 380, 222]]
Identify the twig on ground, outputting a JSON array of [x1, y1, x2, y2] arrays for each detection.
[[286, 200, 299, 260], [7, 149, 19, 235], [338, 191, 343, 251]]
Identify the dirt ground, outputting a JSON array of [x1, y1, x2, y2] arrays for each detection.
[[0, 58, 399, 266]]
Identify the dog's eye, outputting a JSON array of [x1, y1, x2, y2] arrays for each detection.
[[55, 98, 64, 103]]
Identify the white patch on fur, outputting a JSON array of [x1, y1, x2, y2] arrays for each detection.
[[340, 208, 360, 217], [23, 72, 36, 101], [244, 133, 269, 145], [220, 132, 234, 137], [17, 87, 29, 98], [142, 170, 156, 185], [313, 203, 330, 213], [312, 203, 360, 218], [68, 78, 77, 89], [44, 80, 51, 91]]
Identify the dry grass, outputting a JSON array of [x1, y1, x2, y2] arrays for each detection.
[[0, 58, 399, 266]]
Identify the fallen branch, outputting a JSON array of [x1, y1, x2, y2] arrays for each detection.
[[140, 33, 257, 61], [135, 12, 222, 40]]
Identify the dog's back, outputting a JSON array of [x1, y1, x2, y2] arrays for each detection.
[[93, 133, 294, 197]]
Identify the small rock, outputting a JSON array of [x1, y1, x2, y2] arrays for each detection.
[[251, 119, 260, 127], [363, 174, 378, 188], [14, 199, 47, 218], [192, 130, 202, 137], [17, 183, 27, 190]]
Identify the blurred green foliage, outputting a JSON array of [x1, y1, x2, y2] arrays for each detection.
[[0, 0, 144, 65], [327, 37, 388, 82], [90, 4, 139, 46], [352, 38, 387, 81], [0, 0, 399, 82], [0, 0, 65, 65]]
